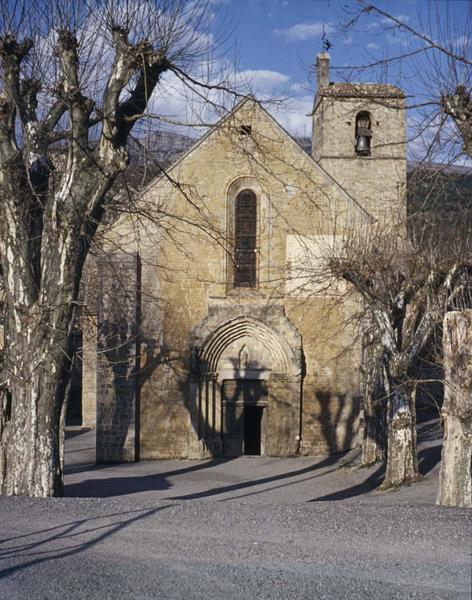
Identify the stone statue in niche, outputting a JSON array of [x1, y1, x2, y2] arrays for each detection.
[[238, 345, 250, 370]]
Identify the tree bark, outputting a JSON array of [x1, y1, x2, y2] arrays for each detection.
[[361, 332, 387, 465], [2, 390, 62, 497], [0, 305, 71, 497], [442, 86, 472, 159], [0, 382, 11, 487], [437, 310, 472, 508], [383, 372, 420, 487]]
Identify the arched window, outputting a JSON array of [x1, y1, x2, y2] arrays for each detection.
[[355, 111, 372, 156], [234, 189, 257, 288]]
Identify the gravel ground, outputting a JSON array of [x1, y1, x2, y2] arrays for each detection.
[[0, 423, 470, 599]]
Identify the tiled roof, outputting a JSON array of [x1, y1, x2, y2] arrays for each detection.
[[319, 82, 405, 99]]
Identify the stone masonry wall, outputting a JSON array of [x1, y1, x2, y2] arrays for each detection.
[[312, 94, 406, 224], [96, 253, 140, 462], [81, 314, 97, 428], [130, 100, 364, 458]]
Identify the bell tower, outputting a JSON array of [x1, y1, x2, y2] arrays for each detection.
[[311, 53, 407, 223]]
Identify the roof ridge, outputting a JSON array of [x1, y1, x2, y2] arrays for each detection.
[[318, 82, 405, 98]]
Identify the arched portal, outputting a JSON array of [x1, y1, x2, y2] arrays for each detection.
[[190, 314, 303, 458]]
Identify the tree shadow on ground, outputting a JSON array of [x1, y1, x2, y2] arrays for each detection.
[[0, 505, 171, 577], [64, 458, 235, 497], [309, 465, 385, 501], [218, 454, 362, 502], [168, 454, 348, 501], [309, 442, 442, 502], [65, 429, 91, 441], [417, 443, 442, 476]]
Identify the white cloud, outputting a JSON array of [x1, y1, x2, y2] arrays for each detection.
[[454, 35, 471, 48], [290, 81, 309, 94], [366, 42, 379, 50], [366, 21, 381, 32], [267, 94, 314, 137], [146, 68, 313, 141], [142, 46, 316, 140], [274, 21, 332, 42], [387, 32, 410, 48], [233, 69, 290, 94], [145, 65, 295, 138], [381, 14, 410, 26], [406, 111, 472, 165]]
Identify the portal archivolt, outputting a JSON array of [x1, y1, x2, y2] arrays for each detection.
[[190, 315, 302, 458], [198, 316, 295, 377]]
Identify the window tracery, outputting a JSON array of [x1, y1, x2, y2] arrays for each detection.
[[234, 189, 257, 288]]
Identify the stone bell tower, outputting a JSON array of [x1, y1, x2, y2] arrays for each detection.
[[311, 53, 407, 223]]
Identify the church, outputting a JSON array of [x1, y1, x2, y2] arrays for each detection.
[[80, 54, 407, 462]]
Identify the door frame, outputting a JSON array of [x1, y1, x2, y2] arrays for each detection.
[[221, 378, 268, 456]]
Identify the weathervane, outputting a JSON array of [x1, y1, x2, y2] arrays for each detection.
[[321, 24, 332, 52]]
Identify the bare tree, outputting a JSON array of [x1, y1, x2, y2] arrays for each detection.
[[359, 323, 386, 465], [438, 310, 472, 507], [318, 0, 472, 491], [338, 0, 471, 166], [0, 0, 234, 497], [326, 195, 472, 487]]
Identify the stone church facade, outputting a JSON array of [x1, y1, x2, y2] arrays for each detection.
[[82, 54, 406, 462]]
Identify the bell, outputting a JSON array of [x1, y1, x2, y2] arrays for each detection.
[[355, 135, 370, 155]]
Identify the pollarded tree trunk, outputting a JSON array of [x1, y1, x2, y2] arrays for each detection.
[[437, 310, 472, 508], [0, 303, 73, 497], [0, 159, 108, 496], [0, 23, 171, 497], [383, 368, 420, 488], [361, 332, 387, 465], [3, 378, 63, 496]]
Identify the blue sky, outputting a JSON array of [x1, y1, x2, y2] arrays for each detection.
[[186, 0, 470, 161], [211, 0, 470, 89]]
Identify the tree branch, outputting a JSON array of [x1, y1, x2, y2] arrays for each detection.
[[54, 30, 94, 155], [359, 2, 472, 66], [442, 86, 472, 158], [97, 27, 170, 172], [0, 34, 32, 162]]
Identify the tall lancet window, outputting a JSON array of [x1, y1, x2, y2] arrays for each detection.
[[234, 189, 257, 288]]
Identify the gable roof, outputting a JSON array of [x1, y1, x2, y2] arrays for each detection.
[[145, 96, 374, 221]]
